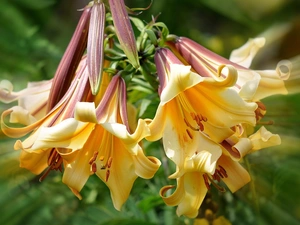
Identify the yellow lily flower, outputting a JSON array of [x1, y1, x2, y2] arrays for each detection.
[[28, 75, 161, 210], [169, 36, 300, 101], [1, 56, 91, 175], [160, 152, 251, 218], [147, 48, 257, 172], [158, 121, 280, 218]]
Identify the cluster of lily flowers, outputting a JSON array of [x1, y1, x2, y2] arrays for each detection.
[[1, 0, 299, 218]]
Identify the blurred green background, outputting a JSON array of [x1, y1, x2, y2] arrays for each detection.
[[0, 0, 300, 224]]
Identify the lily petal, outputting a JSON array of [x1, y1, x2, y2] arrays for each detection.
[[218, 154, 251, 193], [160, 172, 207, 218], [229, 38, 266, 68], [249, 126, 281, 151]]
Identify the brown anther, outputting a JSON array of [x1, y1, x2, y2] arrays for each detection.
[[186, 129, 193, 139], [107, 157, 113, 168], [47, 148, 57, 166], [52, 156, 63, 170], [105, 170, 110, 182], [40, 150, 63, 182], [218, 165, 228, 178], [198, 121, 204, 131], [91, 163, 97, 173], [203, 174, 211, 190], [216, 170, 224, 179], [256, 101, 266, 111], [89, 151, 99, 165], [190, 112, 196, 120], [196, 114, 203, 122], [184, 117, 199, 131], [212, 173, 221, 182]]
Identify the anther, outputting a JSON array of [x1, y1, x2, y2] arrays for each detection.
[[256, 101, 266, 111], [184, 118, 199, 131], [89, 151, 99, 165], [91, 163, 97, 173], [105, 170, 110, 182], [186, 129, 193, 139], [190, 112, 196, 120], [212, 173, 221, 182], [203, 174, 211, 190], [218, 165, 228, 178], [198, 121, 204, 131], [107, 157, 113, 168]]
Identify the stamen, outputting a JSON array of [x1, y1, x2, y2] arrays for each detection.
[[190, 112, 196, 120], [218, 165, 228, 178], [186, 129, 193, 139], [39, 167, 52, 182], [197, 121, 204, 131], [212, 173, 221, 182], [184, 118, 199, 131], [107, 157, 113, 168], [40, 149, 63, 182], [194, 114, 205, 131], [91, 163, 97, 173], [47, 148, 56, 165], [256, 101, 266, 111], [207, 175, 226, 193], [257, 120, 274, 125], [216, 170, 224, 179], [89, 151, 99, 165], [105, 170, 110, 182], [203, 174, 211, 190]]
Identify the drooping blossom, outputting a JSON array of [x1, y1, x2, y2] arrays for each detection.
[[168, 36, 300, 102], [27, 74, 160, 210]]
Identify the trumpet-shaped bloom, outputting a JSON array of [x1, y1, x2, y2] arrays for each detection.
[[147, 48, 257, 172], [170, 36, 300, 101], [158, 120, 281, 218], [28, 75, 161, 210], [160, 152, 251, 218], [1, 57, 91, 175]]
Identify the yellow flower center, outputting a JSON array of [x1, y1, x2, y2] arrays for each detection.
[[177, 93, 207, 143]]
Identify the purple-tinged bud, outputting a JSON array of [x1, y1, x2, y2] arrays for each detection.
[[172, 37, 245, 78], [87, 1, 106, 95], [109, 0, 140, 69], [47, 6, 91, 112]]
